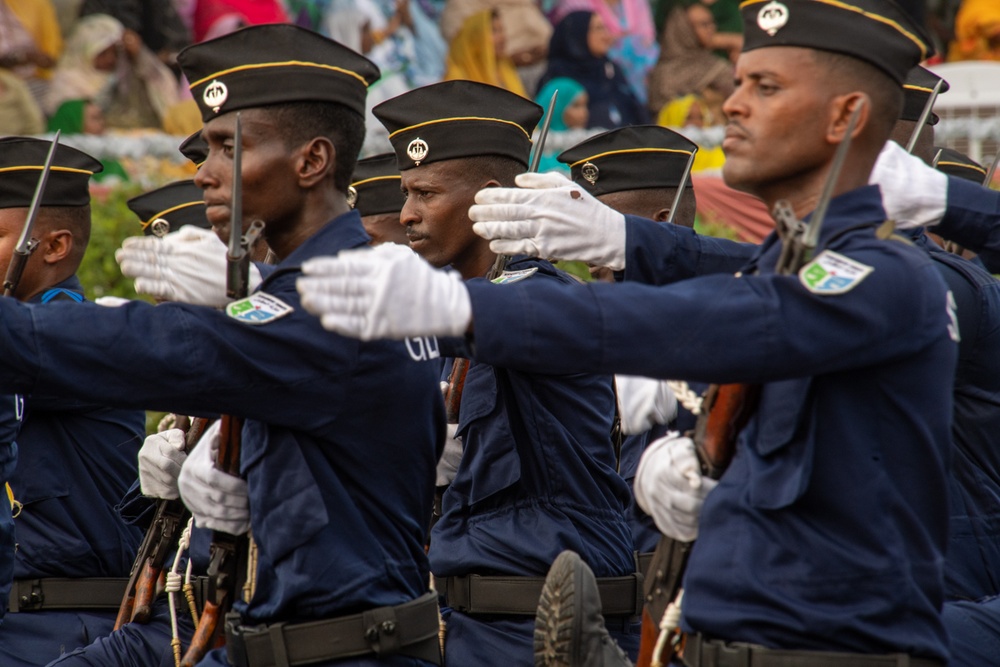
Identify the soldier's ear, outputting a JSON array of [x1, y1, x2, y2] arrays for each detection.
[[297, 136, 336, 188], [40, 229, 73, 265], [826, 92, 870, 146]]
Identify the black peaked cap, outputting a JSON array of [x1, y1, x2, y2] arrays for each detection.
[[351, 153, 406, 217], [934, 147, 987, 184], [902, 66, 949, 125], [0, 137, 102, 209], [127, 180, 210, 236], [740, 0, 932, 84], [179, 131, 208, 167], [374, 81, 543, 170], [558, 125, 698, 196], [178, 24, 380, 122]]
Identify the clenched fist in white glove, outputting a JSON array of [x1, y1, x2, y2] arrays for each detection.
[[616, 375, 678, 436], [436, 423, 464, 487], [870, 140, 948, 229], [177, 421, 250, 535], [116, 225, 262, 307], [634, 432, 717, 542], [469, 171, 628, 270], [297, 243, 472, 340], [138, 428, 187, 499]]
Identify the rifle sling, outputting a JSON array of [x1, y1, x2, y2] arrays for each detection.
[[8, 577, 130, 612], [225, 591, 442, 667]]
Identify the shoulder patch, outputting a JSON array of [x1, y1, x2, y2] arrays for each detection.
[[226, 293, 294, 325], [491, 267, 538, 285], [798, 250, 874, 295]]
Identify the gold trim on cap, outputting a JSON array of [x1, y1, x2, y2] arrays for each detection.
[[189, 60, 370, 90], [139, 201, 205, 230], [0, 165, 95, 176], [351, 175, 401, 188], [936, 160, 986, 176], [569, 147, 693, 169], [388, 116, 532, 141], [904, 84, 935, 93], [739, 0, 928, 59]]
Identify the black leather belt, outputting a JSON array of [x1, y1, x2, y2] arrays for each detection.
[[683, 634, 944, 667], [8, 577, 129, 612], [442, 570, 644, 617], [226, 592, 442, 667]]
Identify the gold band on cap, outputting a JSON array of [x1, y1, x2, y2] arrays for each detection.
[[0, 165, 95, 176], [139, 201, 205, 230], [569, 147, 693, 169], [904, 84, 935, 93], [738, 0, 928, 59], [388, 116, 532, 141], [936, 161, 987, 176], [351, 175, 401, 188], [188, 60, 371, 90]]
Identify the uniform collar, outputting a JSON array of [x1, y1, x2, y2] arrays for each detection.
[[276, 209, 371, 269], [28, 274, 84, 304]]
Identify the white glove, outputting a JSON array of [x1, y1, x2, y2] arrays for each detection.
[[616, 375, 678, 436], [870, 140, 948, 229], [436, 423, 463, 486], [94, 296, 130, 307], [116, 225, 262, 307], [138, 428, 187, 499], [297, 243, 473, 340], [177, 421, 250, 534], [469, 171, 628, 270], [634, 432, 718, 542]]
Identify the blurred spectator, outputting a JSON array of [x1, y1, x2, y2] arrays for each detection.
[[533, 76, 588, 173], [79, 0, 191, 68], [647, 2, 732, 122], [46, 98, 130, 182], [949, 0, 1000, 61], [537, 11, 648, 129], [192, 0, 289, 42], [657, 94, 725, 172], [0, 0, 63, 106], [322, 0, 444, 101], [0, 68, 45, 135], [549, 0, 657, 106], [445, 9, 525, 96], [45, 14, 180, 130], [653, 0, 741, 61], [441, 0, 551, 91]]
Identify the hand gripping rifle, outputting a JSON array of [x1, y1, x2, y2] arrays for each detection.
[[116, 418, 213, 630], [4, 131, 60, 297], [181, 112, 263, 667], [443, 90, 559, 423], [638, 100, 867, 667]]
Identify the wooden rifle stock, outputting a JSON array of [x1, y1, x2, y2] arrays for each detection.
[[693, 384, 761, 480], [115, 417, 213, 630]]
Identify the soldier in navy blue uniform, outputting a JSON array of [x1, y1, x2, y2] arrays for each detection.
[[47, 175, 218, 667], [0, 138, 147, 666], [556, 125, 702, 555], [0, 399, 22, 629], [369, 80, 640, 665], [350, 154, 409, 247], [296, 1, 957, 665], [0, 25, 445, 667]]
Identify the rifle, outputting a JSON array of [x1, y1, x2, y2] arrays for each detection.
[[443, 91, 559, 423], [180, 112, 263, 667], [638, 99, 867, 667], [115, 417, 213, 630], [4, 132, 60, 298]]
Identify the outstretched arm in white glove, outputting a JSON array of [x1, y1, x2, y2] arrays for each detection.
[[615, 375, 678, 436], [297, 243, 473, 340], [870, 140, 947, 229], [116, 225, 262, 307], [469, 171, 628, 270], [138, 428, 187, 499], [177, 420, 250, 535], [633, 432, 717, 542]]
